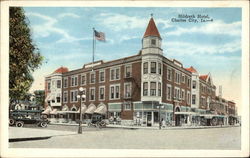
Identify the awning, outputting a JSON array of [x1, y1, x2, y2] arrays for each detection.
[[50, 109, 58, 115], [77, 104, 87, 114], [94, 104, 107, 115], [62, 105, 69, 111], [85, 104, 96, 114], [175, 112, 197, 115], [57, 111, 78, 114]]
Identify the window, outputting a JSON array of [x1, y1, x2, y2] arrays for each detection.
[[99, 87, 105, 100], [81, 74, 86, 85], [167, 68, 172, 81], [48, 82, 51, 90], [143, 82, 148, 96], [158, 82, 161, 96], [110, 67, 120, 80], [90, 73, 95, 84], [192, 95, 196, 104], [57, 80, 61, 88], [175, 71, 180, 84], [110, 87, 115, 99], [143, 62, 148, 74], [174, 87, 180, 99], [111, 69, 115, 80], [90, 88, 95, 101], [125, 65, 132, 78], [151, 39, 156, 45], [158, 63, 161, 75], [187, 91, 191, 105], [151, 62, 156, 73], [181, 74, 185, 83], [150, 82, 156, 96], [71, 76, 78, 87], [56, 96, 60, 103], [63, 91, 68, 103], [182, 89, 185, 100], [124, 102, 131, 110], [110, 84, 120, 99], [124, 82, 132, 98], [99, 70, 105, 82], [192, 80, 196, 89], [167, 84, 172, 101], [70, 90, 78, 102], [187, 77, 191, 88], [63, 78, 68, 88]]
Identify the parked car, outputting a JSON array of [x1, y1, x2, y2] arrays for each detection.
[[9, 110, 50, 128]]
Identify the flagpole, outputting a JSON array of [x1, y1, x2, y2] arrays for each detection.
[[92, 27, 95, 71]]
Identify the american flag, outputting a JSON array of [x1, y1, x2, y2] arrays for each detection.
[[94, 30, 105, 41]]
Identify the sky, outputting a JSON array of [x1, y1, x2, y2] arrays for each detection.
[[23, 7, 242, 114]]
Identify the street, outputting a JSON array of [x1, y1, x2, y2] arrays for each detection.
[[9, 125, 241, 149]]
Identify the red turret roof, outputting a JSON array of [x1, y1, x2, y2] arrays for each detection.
[[185, 66, 198, 73], [199, 75, 208, 81], [143, 17, 161, 38], [53, 67, 69, 74]]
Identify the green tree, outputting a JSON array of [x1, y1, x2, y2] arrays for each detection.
[[33, 90, 45, 109], [9, 7, 43, 109]]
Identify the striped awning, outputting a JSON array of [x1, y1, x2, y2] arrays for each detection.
[[50, 109, 58, 115], [94, 104, 107, 115], [85, 104, 96, 114], [42, 106, 52, 115], [77, 104, 87, 114]]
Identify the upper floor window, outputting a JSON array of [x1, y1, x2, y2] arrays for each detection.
[[167, 84, 172, 101], [63, 78, 68, 88], [187, 77, 191, 88], [192, 81, 196, 89], [143, 62, 148, 74], [99, 70, 105, 82], [110, 67, 120, 81], [90, 88, 95, 101], [48, 82, 51, 90], [70, 90, 78, 103], [151, 62, 156, 73], [90, 73, 95, 84], [167, 68, 172, 81], [158, 82, 161, 96], [71, 76, 78, 87], [124, 82, 132, 98], [181, 74, 185, 83], [81, 74, 86, 85], [175, 71, 180, 84], [63, 91, 68, 103], [143, 82, 148, 96], [110, 84, 120, 99], [151, 39, 156, 45], [125, 65, 132, 78], [56, 80, 61, 88], [158, 63, 161, 75], [187, 91, 191, 105], [150, 82, 156, 96], [99, 87, 105, 100]]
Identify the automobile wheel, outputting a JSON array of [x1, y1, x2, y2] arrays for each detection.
[[16, 121, 24, 127], [40, 122, 47, 128], [9, 119, 15, 126]]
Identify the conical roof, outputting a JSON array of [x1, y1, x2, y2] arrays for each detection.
[[143, 17, 161, 39], [53, 67, 69, 74], [185, 66, 198, 73]]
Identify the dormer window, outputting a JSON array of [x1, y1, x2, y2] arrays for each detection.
[[151, 39, 156, 45]]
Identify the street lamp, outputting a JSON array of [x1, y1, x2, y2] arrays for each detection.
[[77, 87, 86, 134], [156, 104, 164, 129]]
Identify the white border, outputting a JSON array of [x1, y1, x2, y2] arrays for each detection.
[[1, 0, 249, 157]]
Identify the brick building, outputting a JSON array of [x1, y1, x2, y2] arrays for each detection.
[[44, 17, 237, 127]]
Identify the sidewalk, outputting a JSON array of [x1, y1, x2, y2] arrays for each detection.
[[9, 127, 76, 142], [50, 122, 240, 130]]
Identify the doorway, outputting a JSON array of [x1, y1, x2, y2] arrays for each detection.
[[146, 112, 152, 126]]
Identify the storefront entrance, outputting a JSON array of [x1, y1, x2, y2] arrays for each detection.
[[146, 112, 152, 126]]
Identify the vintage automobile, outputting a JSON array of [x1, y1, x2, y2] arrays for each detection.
[[87, 114, 107, 128], [9, 110, 50, 128]]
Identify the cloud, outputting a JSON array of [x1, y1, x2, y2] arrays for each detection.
[[163, 40, 241, 56], [58, 13, 80, 19], [96, 13, 172, 31], [167, 20, 241, 36], [25, 12, 84, 43]]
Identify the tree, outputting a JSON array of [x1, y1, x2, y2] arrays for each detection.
[[9, 7, 43, 109], [33, 90, 45, 109]]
